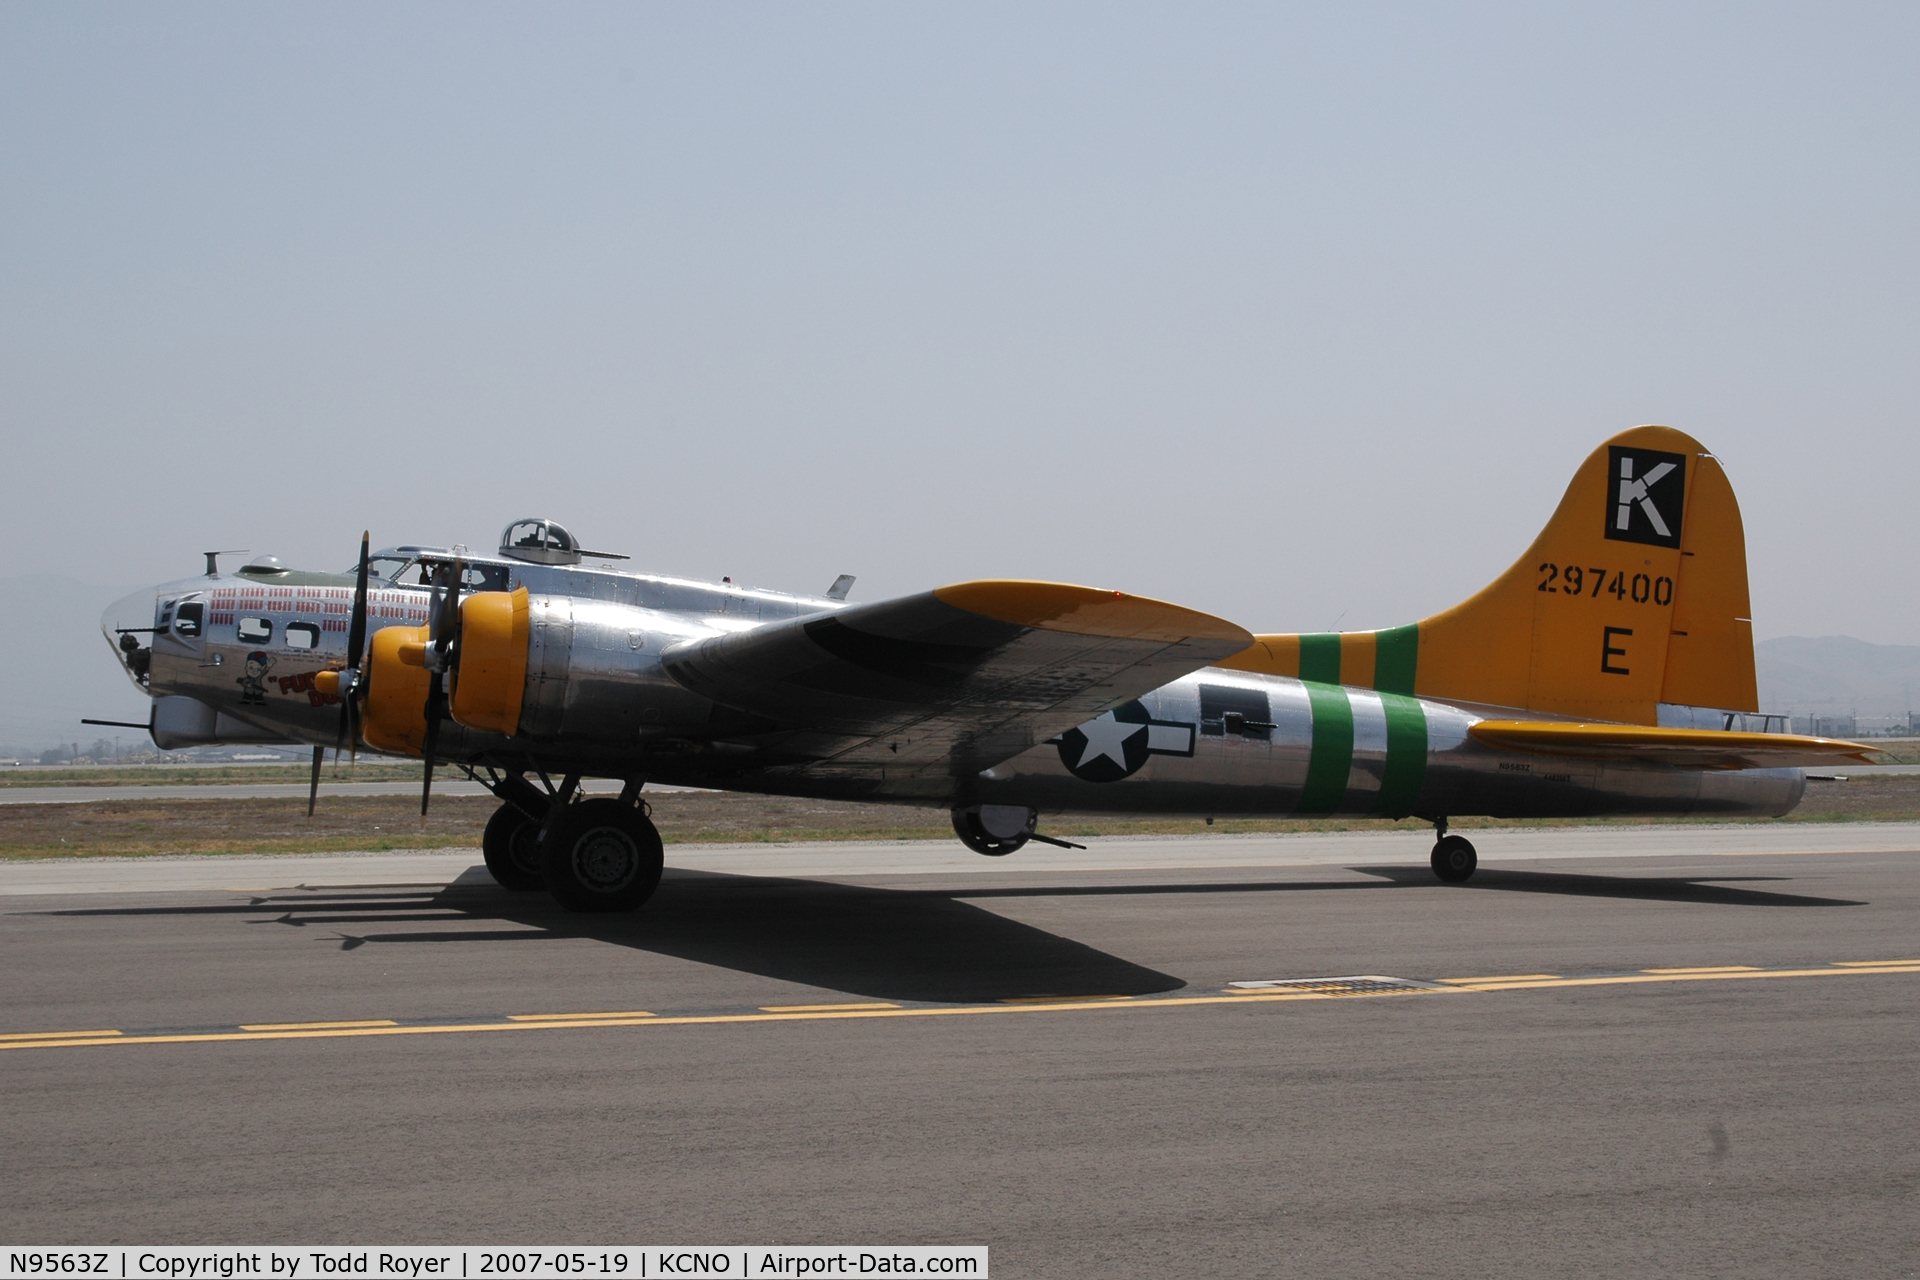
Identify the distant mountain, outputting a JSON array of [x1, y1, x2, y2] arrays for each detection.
[[1756, 636, 1920, 721]]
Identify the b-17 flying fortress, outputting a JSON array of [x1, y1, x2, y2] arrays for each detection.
[[101, 426, 1875, 912]]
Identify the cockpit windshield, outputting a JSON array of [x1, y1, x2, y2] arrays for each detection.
[[345, 553, 510, 592], [363, 555, 413, 583]]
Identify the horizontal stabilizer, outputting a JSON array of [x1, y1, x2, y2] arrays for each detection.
[[1468, 720, 1879, 771]]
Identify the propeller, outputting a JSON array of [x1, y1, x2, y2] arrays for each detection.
[[419, 555, 464, 817], [309, 532, 372, 818]]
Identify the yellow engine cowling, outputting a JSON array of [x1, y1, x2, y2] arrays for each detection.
[[449, 587, 530, 735], [356, 588, 531, 756], [362, 624, 434, 755]]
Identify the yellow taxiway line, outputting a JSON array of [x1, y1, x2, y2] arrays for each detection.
[[2, 960, 1916, 1053]]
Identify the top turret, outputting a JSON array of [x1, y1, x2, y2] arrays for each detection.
[[498, 519, 629, 566]]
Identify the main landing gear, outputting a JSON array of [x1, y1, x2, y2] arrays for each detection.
[[1429, 817, 1477, 883], [542, 796, 664, 914], [481, 804, 547, 892], [472, 770, 664, 913]]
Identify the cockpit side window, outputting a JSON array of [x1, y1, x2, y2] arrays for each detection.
[[463, 563, 510, 592]]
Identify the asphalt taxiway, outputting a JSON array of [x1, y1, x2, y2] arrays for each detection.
[[3, 827, 1917, 1276]]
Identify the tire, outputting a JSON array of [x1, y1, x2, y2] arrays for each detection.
[[542, 798, 665, 913], [1431, 834, 1478, 883], [481, 804, 547, 892], [951, 806, 1033, 856]]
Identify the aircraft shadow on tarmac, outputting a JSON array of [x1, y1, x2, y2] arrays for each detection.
[[1356, 865, 1866, 908], [37, 870, 1188, 1004], [450, 869, 1190, 1003], [34, 862, 1859, 1003]]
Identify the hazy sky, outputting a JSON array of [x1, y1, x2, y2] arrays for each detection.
[[4, 4, 1916, 652]]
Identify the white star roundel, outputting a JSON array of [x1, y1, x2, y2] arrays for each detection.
[[1054, 701, 1196, 783]]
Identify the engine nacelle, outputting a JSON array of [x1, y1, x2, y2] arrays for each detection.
[[459, 592, 707, 742], [355, 588, 703, 754], [362, 623, 434, 755], [449, 587, 530, 735]]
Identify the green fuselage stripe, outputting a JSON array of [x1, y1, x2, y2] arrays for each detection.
[[1299, 682, 1354, 813], [1375, 692, 1429, 817], [1298, 633, 1342, 684], [1374, 623, 1419, 695]]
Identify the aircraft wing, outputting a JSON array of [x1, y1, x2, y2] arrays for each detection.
[[1468, 720, 1879, 771], [662, 580, 1253, 786]]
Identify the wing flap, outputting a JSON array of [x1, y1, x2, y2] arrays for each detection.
[[1468, 720, 1879, 771], [663, 580, 1252, 785]]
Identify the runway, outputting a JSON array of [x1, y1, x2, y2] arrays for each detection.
[[3, 827, 1917, 1275]]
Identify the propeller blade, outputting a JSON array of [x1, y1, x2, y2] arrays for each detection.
[[447, 556, 464, 633], [346, 531, 370, 669], [338, 532, 372, 763], [307, 744, 324, 818], [426, 579, 445, 650], [420, 673, 443, 818], [418, 557, 466, 819]]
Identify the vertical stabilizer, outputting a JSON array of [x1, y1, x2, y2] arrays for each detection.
[[1219, 426, 1758, 724]]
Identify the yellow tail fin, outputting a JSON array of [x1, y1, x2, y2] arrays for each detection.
[[1219, 425, 1757, 725]]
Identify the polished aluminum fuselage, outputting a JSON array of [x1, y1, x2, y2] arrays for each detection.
[[115, 556, 1803, 821]]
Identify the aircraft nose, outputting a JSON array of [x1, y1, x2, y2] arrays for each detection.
[[102, 586, 160, 690]]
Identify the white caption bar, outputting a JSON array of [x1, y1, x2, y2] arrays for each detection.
[[2, 1251, 987, 1280]]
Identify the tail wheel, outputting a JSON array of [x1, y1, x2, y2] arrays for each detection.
[[481, 803, 547, 892], [951, 805, 1035, 857], [543, 798, 665, 913], [1431, 834, 1478, 883]]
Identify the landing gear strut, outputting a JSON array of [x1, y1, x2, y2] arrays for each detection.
[[470, 769, 557, 893], [1430, 817, 1477, 883]]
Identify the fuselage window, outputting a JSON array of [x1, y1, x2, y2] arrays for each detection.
[[1199, 684, 1273, 740], [238, 617, 273, 644], [284, 622, 320, 650], [174, 603, 204, 638]]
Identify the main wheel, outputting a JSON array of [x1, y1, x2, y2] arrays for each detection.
[[951, 805, 1035, 856], [542, 799, 665, 913], [481, 804, 547, 892], [1431, 834, 1478, 883]]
